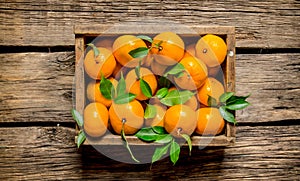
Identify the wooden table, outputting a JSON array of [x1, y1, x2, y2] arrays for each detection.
[[0, 1, 299, 180]]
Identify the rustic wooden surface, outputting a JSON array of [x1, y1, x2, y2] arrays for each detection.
[[0, 0, 299, 180], [0, 126, 299, 180], [0, 0, 299, 48]]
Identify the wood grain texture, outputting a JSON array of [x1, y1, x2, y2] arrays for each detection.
[[0, 52, 299, 123], [0, 125, 298, 180], [0, 0, 299, 48], [0, 52, 75, 123], [235, 53, 300, 123]]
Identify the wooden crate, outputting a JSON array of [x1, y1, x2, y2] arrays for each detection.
[[74, 25, 236, 146]]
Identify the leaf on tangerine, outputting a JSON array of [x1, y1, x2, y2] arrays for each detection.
[[87, 43, 100, 59], [114, 93, 136, 104], [140, 79, 152, 98], [100, 74, 114, 100], [137, 35, 153, 43], [116, 72, 126, 97], [144, 104, 157, 119], [129, 47, 149, 58]]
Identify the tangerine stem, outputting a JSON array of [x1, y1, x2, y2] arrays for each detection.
[[121, 119, 140, 163]]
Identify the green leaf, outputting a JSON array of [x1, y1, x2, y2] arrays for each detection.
[[135, 127, 158, 142], [114, 93, 136, 104], [208, 95, 218, 107], [77, 130, 86, 148], [178, 90, 196, 104], [219, 106, 236, 124], [140, 79, 152, 98], [164, 63, 185, 77], [227, 94, 250, 105], [121, 122, 140, 163], [226, 99, 250, 110], [155, 134, 173, 144], [137, 35, 153, 43], [152, 143, 171, 164], [87, 43, 100, 59], [135, 62, 141, 79], [152, 126, 167, 134], [175, 71, 184, 78], [170, 140, 180, 165], [158, 76, 171, 88], [219, 92, 234, 103], [181, 134, 192, 156], [144, 104, 157, 119], [160, 90, 195, 106], [155, 87, 168, 99], [71, 109, 83, 127], [160, 89, 180, 106], [116, 72, 126, 97], [129, 47, 149, 58], [100, 75, 114, 100]]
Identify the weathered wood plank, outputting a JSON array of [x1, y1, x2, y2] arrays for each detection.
[[0, 52, 75, 123], [0, 0, 299, 48], [0, 125, 299, 180], [0, 52, 299, 123], [235, 53, 300, 123]]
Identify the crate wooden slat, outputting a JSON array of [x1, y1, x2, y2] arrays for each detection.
[[74, 25, 236, 146]]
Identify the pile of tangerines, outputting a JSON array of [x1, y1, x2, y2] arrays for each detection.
[[72, 31, 249, 164]]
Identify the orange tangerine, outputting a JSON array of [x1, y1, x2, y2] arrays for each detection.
[[164, 104, 197, 137], [84, 47, 116, 80], [83, 102, 109, 137], [174, 56, 208, 90], [112, 35, 147, 68], [150, 32, 185, 65], [195, 107, 225, 135], [109, 99, 144, 135], [86, 77, 118, 107], [195, 34, 227, 67], [197, 77, 225, 106], [125, 67, 157, 101], [145, 104, 166, 127]]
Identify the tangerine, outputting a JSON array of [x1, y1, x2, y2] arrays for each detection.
[[197, 77, 225, 106], [86, 77, 118, 107], [83, 102, 109, 137], [150, 32, 185, 65], [145, 104, 166, 127], [112, 35, 147, 67], [195, 34, 227, 67], [174, 56, 208, 90], [109, 99, 144, 135], [195, 107, 225, 135], [164, 104, 197, 137], [84, 47, 116, 80], [125, 67, 157, 101]]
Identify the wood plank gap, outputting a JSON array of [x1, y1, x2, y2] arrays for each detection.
[[237, 119, 300, 126], [236, 48, 300, 54], [0, 122, 75, 128], [0, 46, 74, 53]]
